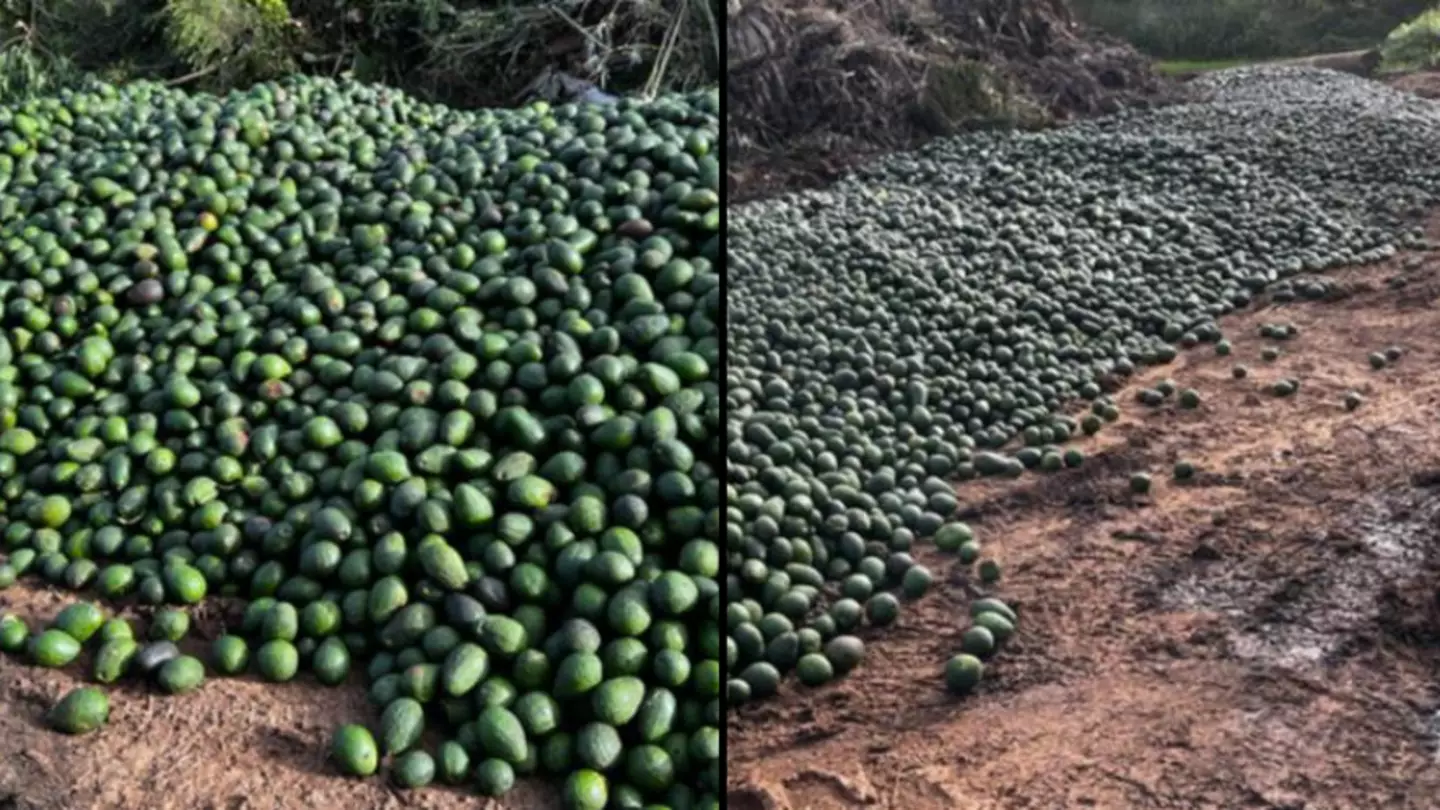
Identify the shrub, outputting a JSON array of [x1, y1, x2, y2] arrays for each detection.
[[1377, 6, 1440, 73], [165, 0, 298, 88]]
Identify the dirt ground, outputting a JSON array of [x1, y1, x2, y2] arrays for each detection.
[[727, 217, 1440, 810], [0, 582, 558, 810], [1387, 71, 1440, 99]]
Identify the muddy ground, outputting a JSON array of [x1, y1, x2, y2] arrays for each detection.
[[727, 219, 1440, 810]]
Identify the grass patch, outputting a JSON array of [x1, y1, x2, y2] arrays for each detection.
[[1154, 58, 1260, 75]]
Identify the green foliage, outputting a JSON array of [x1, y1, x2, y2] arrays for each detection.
[[1378, 6, 1440, 73], [0, 40, 82, 103], [165, 0, 296, 86], [1073, 0, 1434, 60], [0, 0, 157, 96]]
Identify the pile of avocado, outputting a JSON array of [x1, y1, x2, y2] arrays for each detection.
[[0, 72, 719, 810]]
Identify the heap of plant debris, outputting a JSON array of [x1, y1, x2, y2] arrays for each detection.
[[727, 0, 1178, 199]]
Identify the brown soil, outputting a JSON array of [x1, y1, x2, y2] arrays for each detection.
[[0, 591, 558, 809], [728, 219, 1440, 810], [1387, 70, 1440, 99]]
